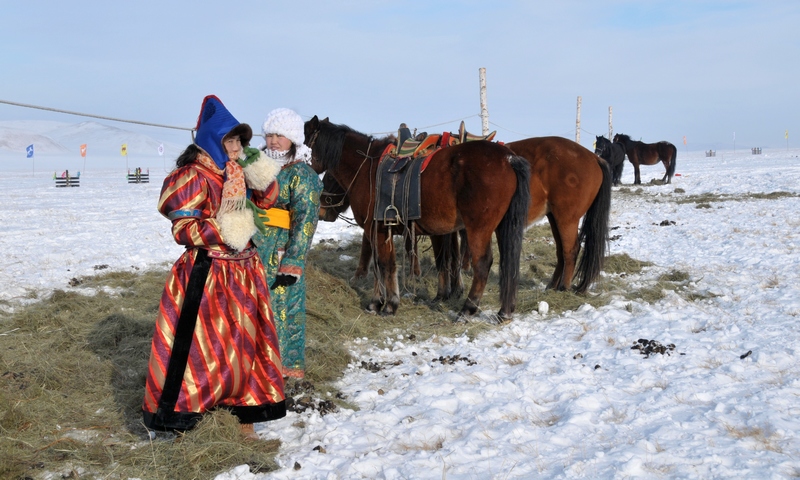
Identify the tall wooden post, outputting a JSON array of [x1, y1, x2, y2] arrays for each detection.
[[479, 68, 489, 136], [608, 106, 613, 140], [575, 96, 582, 143]]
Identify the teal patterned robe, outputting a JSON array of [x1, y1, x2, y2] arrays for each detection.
[[253, 161, 322, 378]]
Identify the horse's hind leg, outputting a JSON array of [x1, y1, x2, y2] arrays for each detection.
[[448, 232, 464, 299], [431, 234, 452, 301], [547, 213, 579, 291], [460, 233, 493, 317]]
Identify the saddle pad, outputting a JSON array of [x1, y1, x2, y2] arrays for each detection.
[[373, 153, 424, 224]]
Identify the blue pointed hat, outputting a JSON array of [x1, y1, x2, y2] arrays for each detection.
[[194, 95, 252, 168]]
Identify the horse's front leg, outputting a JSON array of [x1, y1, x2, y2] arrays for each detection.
[[633, 160, 642, 185], [353, 231, 371, 282], [371, 229, 400, 315]]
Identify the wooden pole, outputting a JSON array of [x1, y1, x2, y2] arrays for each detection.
[[479, 68, 489, 136], [575, 96, 581, 143], [608, 106, 613, 140]]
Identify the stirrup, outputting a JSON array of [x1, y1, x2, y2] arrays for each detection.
[[383, 205, 401, 226]]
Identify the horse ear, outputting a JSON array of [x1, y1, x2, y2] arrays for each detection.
[[322, 117, 330, 123]]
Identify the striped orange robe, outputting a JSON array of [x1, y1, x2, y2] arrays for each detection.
[[142, 156, 286, 431]]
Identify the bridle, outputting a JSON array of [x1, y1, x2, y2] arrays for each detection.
[[308, 123, 375, 211]]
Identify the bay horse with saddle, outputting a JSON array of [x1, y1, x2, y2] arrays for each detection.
[[613, 133, 677, 184], [306, 116, 530, 321]]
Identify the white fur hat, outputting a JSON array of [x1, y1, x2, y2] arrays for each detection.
[[262, 108, 312, 162]]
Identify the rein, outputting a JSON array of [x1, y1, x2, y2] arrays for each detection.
[[311, 125, 375, 210]]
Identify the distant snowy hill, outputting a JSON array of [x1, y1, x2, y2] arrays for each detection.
[[0, 120, 187, 156], [0, 128, 71, 154]]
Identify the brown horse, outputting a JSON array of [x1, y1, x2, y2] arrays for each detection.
[[505, 137, 611, 293], [305, 116, 530, 320], [319, 172, 421, 279], [325, 136, 612, 295], [613, 133, 677, 184]]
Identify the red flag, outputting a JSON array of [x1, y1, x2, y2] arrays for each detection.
[[80, 144, 87, 157]]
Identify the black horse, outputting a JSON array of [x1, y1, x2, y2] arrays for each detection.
[[613, 133, 677, 184], [595, 135, 626, 186]]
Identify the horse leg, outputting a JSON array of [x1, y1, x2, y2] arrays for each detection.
[[546, 213, 566, 290], [460, 233, 493, 317], [430, 234, 450, 301], [353, 231, 371, 281], [449, 232, 464, 299], [632, 159, 642, 185], [661, 161, 669, 183], [547, 213, 580, 291], [459, 229, 472, 273], [613, 160, 624, 186], [370, 229, 400, 314]]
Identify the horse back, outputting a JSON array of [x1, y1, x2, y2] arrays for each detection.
[[506, 136, 604, 223], [417, 140, 521, 234]]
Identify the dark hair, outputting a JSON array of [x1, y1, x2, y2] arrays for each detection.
[[176, 144, 201, 168]]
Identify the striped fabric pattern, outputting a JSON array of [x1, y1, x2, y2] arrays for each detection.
[[143, 156, 285, 429]]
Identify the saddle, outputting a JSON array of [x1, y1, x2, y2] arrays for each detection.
[[374, 122, 499, 226]]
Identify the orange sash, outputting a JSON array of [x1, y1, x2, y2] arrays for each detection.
[[262, 207, 291, 229]]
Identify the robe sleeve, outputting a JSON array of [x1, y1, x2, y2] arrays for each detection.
[[158, 166, 227, 249]]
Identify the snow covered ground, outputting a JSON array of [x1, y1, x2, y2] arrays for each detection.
[[1, 147, 799, 479]]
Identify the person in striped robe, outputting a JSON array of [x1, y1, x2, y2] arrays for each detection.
[[142, 96, 285, 440]]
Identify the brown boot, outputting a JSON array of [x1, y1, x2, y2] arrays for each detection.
[[240, 423, 260, 441]]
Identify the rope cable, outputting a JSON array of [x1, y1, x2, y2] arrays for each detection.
[[0, 98, 193, 132]]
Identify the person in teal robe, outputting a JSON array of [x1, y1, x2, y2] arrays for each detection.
[[253, 108, 322, 379]]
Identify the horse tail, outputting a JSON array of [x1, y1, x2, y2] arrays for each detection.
[[497, 155, 530, 316], [667, 144, 678, 179], [574, 155, 611, 293]]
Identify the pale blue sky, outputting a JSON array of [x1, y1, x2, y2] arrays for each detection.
[[2, 0, 797, 150]]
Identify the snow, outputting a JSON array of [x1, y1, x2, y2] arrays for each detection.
[[1, 138, 800, 478]]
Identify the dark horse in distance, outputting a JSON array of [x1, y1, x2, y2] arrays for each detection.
[[320, 134, 613, 298], [595, 135, 626, 186], [613, 133, 677, 184], [305, 116, 530, 320]]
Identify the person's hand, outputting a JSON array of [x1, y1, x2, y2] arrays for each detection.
[[239, 147, 262, 167], [270, 274, 297, 290], [247, 199, 269, 235]]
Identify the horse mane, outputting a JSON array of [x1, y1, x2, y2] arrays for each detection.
[[314, 120, 392, 171], [615, 133, 632, 143]]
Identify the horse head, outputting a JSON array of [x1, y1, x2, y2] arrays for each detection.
[[613, 133, 630, 144], [319, 172, 350, 222], [595, 135, 608, 155], [303, 115, 334, 174]]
